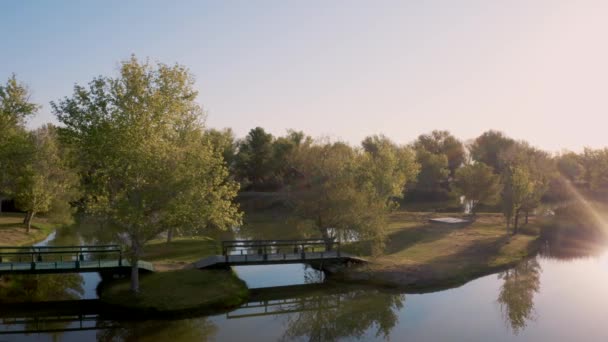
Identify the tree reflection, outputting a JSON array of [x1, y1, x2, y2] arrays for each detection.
[[278, 289, 405, 341], [96, 318, 217, 342], [497, 258, 541, 334]]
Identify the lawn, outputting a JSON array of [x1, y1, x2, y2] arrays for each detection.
[[142, 237, 220, 271], [340, 211, 542, 290], [99, 269, 248, 316], [0, 213, 55, 246]]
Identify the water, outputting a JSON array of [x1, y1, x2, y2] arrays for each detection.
[[3, 228, 608, 341]]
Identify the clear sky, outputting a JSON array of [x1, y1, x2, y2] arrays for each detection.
[[2, 0, 608, 152]]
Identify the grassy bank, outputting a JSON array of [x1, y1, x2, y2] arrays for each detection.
[[337, 212, 542, 291], [0, 213, 56, 246], [99, 269, 248, 317]]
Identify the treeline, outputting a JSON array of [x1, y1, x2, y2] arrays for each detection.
[[2, 56, 608, 292]]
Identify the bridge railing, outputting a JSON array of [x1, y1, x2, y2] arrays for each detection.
[[221, 239, 341, 262], [0, 245, 123, 265]]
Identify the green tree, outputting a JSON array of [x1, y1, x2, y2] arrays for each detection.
[[501, 165, 533, 234], [234, 127, 276, 190], [205, 128, 237, 167], [501, 143, 554, 225], [271, 130, 311, 188], [53, 56, 241, 293], [453, 162, 502, 216], [13, 125, 80, 232], [411, 149, 449, 199], [469, 130, 515, 173], [290, 137, 418, 254], [581, 148, 608, 194], [413, 130, 465, 175], [556, 151, 584, 183], [0, 75, 40, 213]]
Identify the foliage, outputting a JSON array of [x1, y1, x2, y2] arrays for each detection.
[[205, 128, 237, 167], [469, 130, 515, 173], [0, 75, 40, 205], [413, 130, 465, 175], [290, 136, 418, 254], [234, 127, 276, 190], [453, 162, 502, 215], [13, 125, 80, 231], [581, 148, 608, 194], [410, 148, 450, 198], [501, 165, 533, 233], [52, 56, 241, 292]]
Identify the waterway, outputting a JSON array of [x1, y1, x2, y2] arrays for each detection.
[[2, 226, 608, 341]]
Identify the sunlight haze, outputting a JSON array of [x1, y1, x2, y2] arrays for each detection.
[[2, 0, 607, 151]]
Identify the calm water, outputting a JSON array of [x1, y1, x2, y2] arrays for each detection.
[[3, 230, 608, 341]]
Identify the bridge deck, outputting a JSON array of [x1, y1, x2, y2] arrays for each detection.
[[195, 251, 365, 269]]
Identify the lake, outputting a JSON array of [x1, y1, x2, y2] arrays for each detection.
[[2, 229, 608, 341]]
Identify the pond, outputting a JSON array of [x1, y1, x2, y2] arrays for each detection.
[[2, 227, 608, 341]]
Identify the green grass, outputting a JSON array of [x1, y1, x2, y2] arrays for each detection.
[[0, 213, 56, 246], [142, 237, 220, 270], [100, 269, 249, 316], [340, 211, 542, 290]]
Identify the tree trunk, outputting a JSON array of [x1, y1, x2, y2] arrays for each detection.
[[513, 210, 520, 235], [130, 240, 141, 294], [525, 211, 529, 225], [24, 211, 35, 234], [166, 227, 174, 244]]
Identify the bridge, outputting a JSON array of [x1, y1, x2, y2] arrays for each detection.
[[0, 245, 155, 275], [195, 239, 366, 269]]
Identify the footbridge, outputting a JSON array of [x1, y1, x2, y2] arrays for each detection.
[[195, 239, 366, 269], [0, 245, 155, 275]]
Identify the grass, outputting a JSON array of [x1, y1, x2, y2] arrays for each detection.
[[99, 269, 248, 317], [0, 213, 56, 246], [142, 237, 220, 271], [339, 211, 542, 290]]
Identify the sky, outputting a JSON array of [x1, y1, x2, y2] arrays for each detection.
[[2, 0, 608, 152]]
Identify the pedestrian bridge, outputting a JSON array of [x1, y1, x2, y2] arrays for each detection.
[[0, 245, 155, 275], [196, 239, 366, 269]]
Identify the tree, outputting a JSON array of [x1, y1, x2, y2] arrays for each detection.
[[411, 149, 450, 199], [53, 56, 241, 293], [0, 75, 40, 213], [205, 128, 237, 167], [271, 130, 311, 188], [290, 137, 418, 254], [413, 130, 465, 175], [234, 127, 276, 190], [556, 151, 584, 183], [501, 143, 554, 225], [453, 162, 502, 216], [501, 165, 533, 234], [469, 130, 515, 173], [580, 148, 608, 194], [13, 125, 80, 232]]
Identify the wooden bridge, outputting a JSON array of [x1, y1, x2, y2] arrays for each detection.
[[195, 239, 366, 269], [0, 245, 155, 275]]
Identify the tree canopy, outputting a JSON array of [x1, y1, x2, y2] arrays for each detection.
[[53, 56, 241, 292]]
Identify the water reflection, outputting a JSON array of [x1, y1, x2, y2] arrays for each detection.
[[497, 258, 541, 334], [96, 319, 217, 342], [277, 289, 405, 341]]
